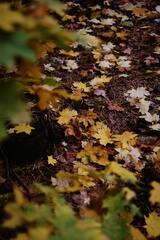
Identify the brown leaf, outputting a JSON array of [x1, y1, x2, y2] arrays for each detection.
[[107, 101, 125, 112], [17, 60, 42, 79], [31, 41, 56, 59]]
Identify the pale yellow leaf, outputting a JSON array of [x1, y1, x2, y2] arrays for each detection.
[[112, 131, 137, 148], [73, 82, 91, 93], [145, 212, 160, 237], [8, 124, 34, 135], [57, 108, 78, 125], [150, 181, 160, 204], [107, 161, 137, 182], [48, 155, 57, 166], [130, 226, 147, 240], [90, 122, 112, 146], [90, 76, 112, 88], [0, 3, 24, 31], [60, 50, 79, 57]]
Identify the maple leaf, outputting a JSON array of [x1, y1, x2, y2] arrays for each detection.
[[47, 155, 57, 166], [116, 31, 128, 40], [70, 90, 86, 101], [102, 42, 115, 52], [78, 109, 98, 127], [101, 18, 115, 25], [57, 108, 78, 125], [31, 41, 55, 59], [63, 59, 78, 71], [130, 226, 147, 240], [132, 7, 149, 17], [150, 181, 160, 204], [117, 56, 131, 68], [77, 143, 109, 166], [0, 3, 25, 31], [90, 76, 112, 88], [92, 49, 102, 60], [73, 82, 91, 93], [107, 161, 137, 182], [60, 50, 79, 57], [112, 131, 137, 148], [17, 60, 42, 79], [145, 212, 160, 237], [78, 30, 101, 48], [90, 121, 112, 146], [8, 124, 34, 134]]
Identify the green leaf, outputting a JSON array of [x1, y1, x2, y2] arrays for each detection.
[[0, 30, 36, 66], [102, 192, 138, 240], [103, 212, 129, 240], [0, 79, 26, 139]]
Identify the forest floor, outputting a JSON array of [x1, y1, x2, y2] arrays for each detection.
[[0, 0, 160, 239]]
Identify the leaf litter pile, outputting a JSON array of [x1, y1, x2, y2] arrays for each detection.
[[0, 0, 160, 239]]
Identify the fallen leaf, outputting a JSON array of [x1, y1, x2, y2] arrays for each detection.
[[145, 212, 160, 237], [8, 124, 34, 134], [107, 102, 124, 112], [90, 121, 112, 146], [150, 181, 160, 204], [57, 108, 78, 125], [107, 161, 137, 182], [112, 131, 137, 148], [48, 155, 57, 165], [73, 82, 91, 93]]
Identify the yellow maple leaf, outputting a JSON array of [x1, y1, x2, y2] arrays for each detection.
[[77, 143, 109, 166], [8, 124, 34, 135], [92, 49, 102, 61], [132, 7, 149, 17], [90, 122, 112, 146], [73, 82, 91, 93], [107, 161, 137, 182], [116, 31, 128, 40], [78, 109, 98, 127], [70, 89, 86, 101], [57, 108, 78, 125], [112, 131, 137, 148], [130, 226, 147, 240], [145, 212, 160, 237], [62, 14, 76, 22], [48, 155, 57, 166], [150, 181, 160, 204], [60, 50, 79, 57], [0, 3, 25, 31], [90, 76, 112, 88], [123, 187, 136, 200]]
